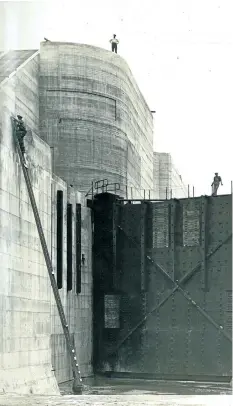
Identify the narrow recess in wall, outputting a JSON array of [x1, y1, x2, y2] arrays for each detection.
[[76, 203, 82, 294], [104, 294, 120, 328], [57, 190, 63, 289], [183, 202, 200, 246], [67, 203, 73, 292]]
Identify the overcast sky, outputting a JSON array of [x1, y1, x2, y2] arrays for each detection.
[[0, 0, 232, 196]]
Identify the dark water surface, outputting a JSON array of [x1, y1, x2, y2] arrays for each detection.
[[59, 376, 231, 396]]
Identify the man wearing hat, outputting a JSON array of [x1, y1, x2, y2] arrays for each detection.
[[14, 115, 28, 168]]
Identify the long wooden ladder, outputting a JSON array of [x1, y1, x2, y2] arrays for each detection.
[[11, 117, 83, 394]]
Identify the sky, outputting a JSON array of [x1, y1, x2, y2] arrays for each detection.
[[0, 0, 232, 196]]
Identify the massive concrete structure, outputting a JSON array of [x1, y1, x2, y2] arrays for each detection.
[[0, 51, 92, 394], [153, 152, 188, 199], [39, 42, 154, 198], [0, 43, 188, 394]]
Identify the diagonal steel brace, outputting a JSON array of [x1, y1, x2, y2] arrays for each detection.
[[153, 261, 232, 342], [109, 227, 232, 356]]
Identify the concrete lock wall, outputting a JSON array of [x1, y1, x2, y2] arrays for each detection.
[[0, 55, 59, 393], [153, 152, 188, 199], [50, 177, 93, 383], [39, 42, 154, 198], [0, 54, 93, 394]]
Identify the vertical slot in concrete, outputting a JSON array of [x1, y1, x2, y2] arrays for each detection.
[[76, 203, 82, 294], [67, 203, 73, 291], [57, 190, 63, 289]]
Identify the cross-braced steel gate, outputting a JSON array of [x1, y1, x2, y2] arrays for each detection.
[[91, 193, 232, 381]]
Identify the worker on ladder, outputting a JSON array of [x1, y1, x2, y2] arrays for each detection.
[[110, 34, 119, 53], [211, 172, 223, 196], [13, 115, 28, 168]]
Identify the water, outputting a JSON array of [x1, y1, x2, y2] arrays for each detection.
[[59, 376, 232, 396], [0, 377, 231, 405]]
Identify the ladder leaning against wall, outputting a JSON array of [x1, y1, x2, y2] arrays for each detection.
[[11, 117, 83, 394]]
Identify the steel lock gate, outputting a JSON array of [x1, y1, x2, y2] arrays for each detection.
[[91, 192, 232, 381]]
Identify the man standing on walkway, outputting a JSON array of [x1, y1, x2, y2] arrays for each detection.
[[110, 34, 119, 54], [211, 172, 223, 196]]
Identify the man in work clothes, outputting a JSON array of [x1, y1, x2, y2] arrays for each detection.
[[110, 34, 119, 53], [211, 172, 223, 196], [14, 115, 28, 168]]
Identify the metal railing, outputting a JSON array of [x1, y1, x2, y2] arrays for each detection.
[[85, 179, 233, 202]]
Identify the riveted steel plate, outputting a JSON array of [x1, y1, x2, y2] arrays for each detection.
[[92, 194, 232, 379]]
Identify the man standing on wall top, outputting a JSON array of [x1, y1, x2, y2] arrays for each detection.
[[211, 172, 223, 196], [110, 34, 119, 54], [14, 115, 28, 168]]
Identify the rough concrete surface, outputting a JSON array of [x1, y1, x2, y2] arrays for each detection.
[[39, 42, 154, 198], [0, 53, 59, 394], [50, 180, 93, 383], [153, 152, 188, 199], [0, 51, 93, 393], [0, 50, 38, 84]]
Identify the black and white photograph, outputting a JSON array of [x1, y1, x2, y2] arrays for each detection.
[[0, 0, 232, 404]]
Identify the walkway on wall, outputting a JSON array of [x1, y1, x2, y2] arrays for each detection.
[[85, 178, 233, 202]]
